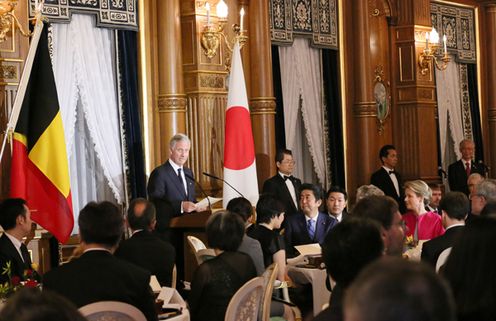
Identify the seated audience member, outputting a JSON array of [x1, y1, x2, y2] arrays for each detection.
[[448, 139, 484, 196], [325, 186, 348, 223], [115, 198, 175, 287], [0, 199, 38, 284], [469, 179, 496, 217], [355, 184, 384, 203], [344, 258, 456, 321], [443, 216, 496, 321], [226, 197, 265, 276], [403, 180, 444, 240], [188, 211, 257, 321], [285, 184, 336, 257], [313, 218, 384, 321], [352, 196, 405, 256], [426, 183, 442, 214], [0, 288, 87, 321], [43, 201, 157, 321], [480, 201, 496, 217], [247, 195, 287, 280], [421, 192, 468, 267], [467, 173, 484, 197]]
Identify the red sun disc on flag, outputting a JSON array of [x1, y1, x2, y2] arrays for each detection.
[[224, 106, 255, 170]]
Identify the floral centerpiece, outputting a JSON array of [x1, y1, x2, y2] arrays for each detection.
[[0, 261, 39, 300]]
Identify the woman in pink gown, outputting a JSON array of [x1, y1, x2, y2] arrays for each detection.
[[403, 180, 445, 240]]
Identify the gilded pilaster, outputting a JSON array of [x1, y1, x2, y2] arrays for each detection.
[[155, 0, 187, 165]]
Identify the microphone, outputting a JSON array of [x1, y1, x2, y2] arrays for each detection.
[[438, 166, 447, 179], [203, 172, 244, 198], [184, 172, 211, 211]]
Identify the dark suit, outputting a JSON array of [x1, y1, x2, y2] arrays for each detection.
[[0, 234, 32, 283], [370, 167, 405, 213], [43, 250, 158, 321], [421, 225, 464, 268], [115, 230, 176, 287], [448, 160, 485, 196], [284, 212, 337, 257], [263, 174, 301, 217]]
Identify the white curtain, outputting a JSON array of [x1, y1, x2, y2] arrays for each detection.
[[435, 56, 465, 175], [278, 38, 326, 185], [51, 15, 124, 232]]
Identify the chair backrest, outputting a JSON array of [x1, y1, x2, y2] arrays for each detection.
[[187, 235, 216, 265], [260, 263, 278, 321], [171, 264, 177, 289], [436, 247, 452, 273], [79, 301, 147, 321], [225, 277, 264, 321]]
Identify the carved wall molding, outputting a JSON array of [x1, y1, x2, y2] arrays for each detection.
[[157, 95, 187, 112], [199, 73, 225, 89], [488, 110, 496, 122], [352, 102, 377, 117], [249, 97, 276, 114]]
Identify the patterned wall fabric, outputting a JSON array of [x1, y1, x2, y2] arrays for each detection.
[[431, 2, 476, 63], [28, 0, 137, 30], [270, 0, 338, 49]]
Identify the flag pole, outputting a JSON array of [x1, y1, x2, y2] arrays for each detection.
[[0, 5, 45, 164]]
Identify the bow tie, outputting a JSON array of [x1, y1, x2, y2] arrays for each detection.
[[388, 170, 396, 175], [284, 175, 293, 181]]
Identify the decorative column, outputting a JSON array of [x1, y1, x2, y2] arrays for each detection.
[[155, 0, 187, 165], [350, 0, 376, 188], [486, 4, 496, 177], [393, 0, 438, 182], [248, 0, 277, 186]]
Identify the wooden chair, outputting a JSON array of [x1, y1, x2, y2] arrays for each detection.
[[436, 247, 452, 273], [260, 263, 278, 321], [225, 277, 264, 321], [79, 301, 146, 321], [186, 235, 216, 265]]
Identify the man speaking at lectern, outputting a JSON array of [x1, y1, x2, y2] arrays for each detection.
[[147, 134, 204, 218]]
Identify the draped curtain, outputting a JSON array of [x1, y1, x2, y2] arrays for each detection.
[[51, 14, 124, 231], [435, 56, 465, 177], [278, 38, 326, 185]]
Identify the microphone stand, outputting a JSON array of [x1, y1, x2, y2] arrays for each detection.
[[184, 173, 211, 211], [202, 172, 245, 198]]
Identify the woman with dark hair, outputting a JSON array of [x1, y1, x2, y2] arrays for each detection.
[[442, 216, 496, 321], [188, 211, 257, 321], [247, 194, 287, 281]]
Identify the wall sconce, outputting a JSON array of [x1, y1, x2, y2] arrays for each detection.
[[0, 0, 33, 43], [200, 0, 247, 59], [418, 28, 450, 75]]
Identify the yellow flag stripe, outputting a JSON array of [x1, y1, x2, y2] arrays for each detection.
[[13, 132, 28, 147], [28, 111, 70, 197]]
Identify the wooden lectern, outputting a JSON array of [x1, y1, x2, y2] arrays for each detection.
[[169, 210, 212, 282]]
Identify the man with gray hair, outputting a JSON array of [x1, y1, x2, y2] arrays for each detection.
[[448, 139, 485, 196], [470, 179, 496, 216], [148, 133, 204, 218]]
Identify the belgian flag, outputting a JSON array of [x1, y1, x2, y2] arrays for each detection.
[[10, 22, 73, 243]]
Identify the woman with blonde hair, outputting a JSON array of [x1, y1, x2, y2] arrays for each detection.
[[403, 180, 444, 240]]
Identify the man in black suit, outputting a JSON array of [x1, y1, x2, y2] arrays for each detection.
[[370, 145, 405, 213], [448, 139, 485, 196], [262, 149, 301, 218], [0, 198, 35, 283], [285, 184, 337, 257], [115, 198, 175, 287], [43, 202, 157, 321], [325, 186, 348, 223], [421, 192, 469, 268]]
